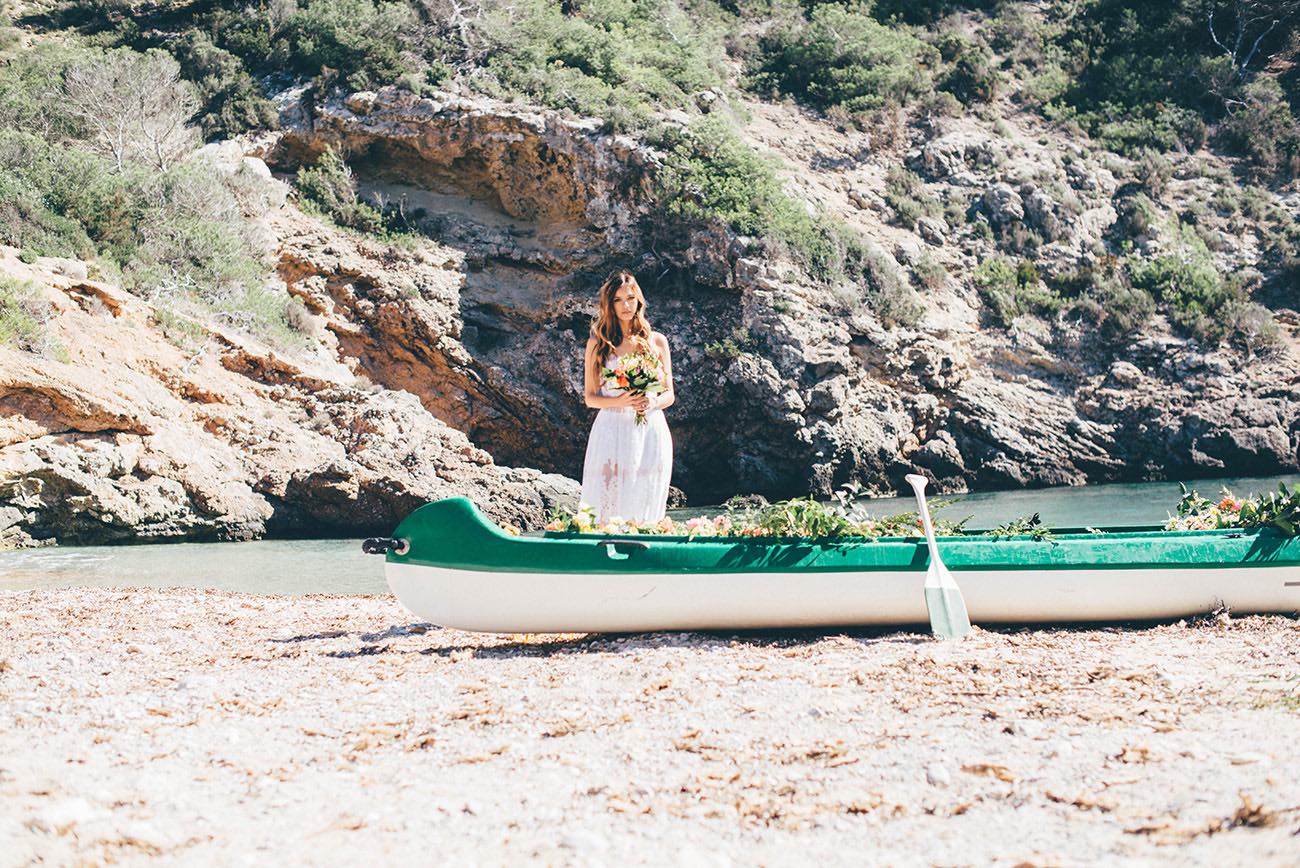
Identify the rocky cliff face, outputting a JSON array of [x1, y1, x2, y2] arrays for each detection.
[[265, 88, 1300, 503], [3, 85, 1297, 547], [0, 228, 575, 548]]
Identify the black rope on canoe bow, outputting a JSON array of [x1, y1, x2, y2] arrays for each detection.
[[362, 537, 409, 555]]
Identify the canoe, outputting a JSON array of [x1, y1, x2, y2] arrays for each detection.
[[379, 497, 1300, 633]]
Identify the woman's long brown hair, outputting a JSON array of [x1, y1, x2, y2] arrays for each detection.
[[590, 270, 652, 366]]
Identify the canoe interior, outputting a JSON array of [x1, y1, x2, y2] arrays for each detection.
[[387, 497, 1300, 574]]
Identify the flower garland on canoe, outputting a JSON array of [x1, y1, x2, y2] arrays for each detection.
[[1164, 482, 1300, 535], [536, 482, 1300, 539], [543, 495, 971, 539]]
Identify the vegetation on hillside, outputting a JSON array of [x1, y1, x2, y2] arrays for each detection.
[[3, 0, 1295, 352], [0, 41, 304, 347], [0, 274, 63, 358]]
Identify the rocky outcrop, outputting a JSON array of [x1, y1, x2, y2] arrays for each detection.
[[5, 86, 1297, 548], [0, 245, 576, 548], [260, 87, 1299, 503], [268, 89, 661, 265]]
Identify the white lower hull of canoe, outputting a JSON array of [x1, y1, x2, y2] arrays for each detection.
[[386, 562, 1300, 633]]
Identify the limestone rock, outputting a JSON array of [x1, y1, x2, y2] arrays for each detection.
[[982, 184, 1024, 225], [0, 245, 577, 547]]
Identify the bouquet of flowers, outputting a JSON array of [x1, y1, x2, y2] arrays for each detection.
[[602, 351, 665, 425]]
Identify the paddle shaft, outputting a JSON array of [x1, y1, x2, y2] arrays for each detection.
[[904, 473, 972, 639], [910, 481, 945, 581]]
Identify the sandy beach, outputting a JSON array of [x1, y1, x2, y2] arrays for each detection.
[[2, 588, 1298, 866]]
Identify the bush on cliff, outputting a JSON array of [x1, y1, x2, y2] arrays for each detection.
[[0, 0, 20, 58], [745, 2, 937, 117], [1128, 222, 1279, 350], [1048, 0, 1299, 177], [0, 275, 50, 354], [474, 0, 729, 131], [654, 116, 921, 323], [0, 42, 305, 348], [166, 31, 280, 140], [974, 256, 1061, 327], [1055, 262, 1156, 338], [654, 118, 844, 276], [884, 166, 941, 229], [204, 0, 418, 91], [295, 148, 422, 241]]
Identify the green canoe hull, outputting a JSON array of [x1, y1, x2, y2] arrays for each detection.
[[383, 497, 1300, 632]]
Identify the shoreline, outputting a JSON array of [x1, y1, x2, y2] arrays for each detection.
[[3, 587, 1298, 865]]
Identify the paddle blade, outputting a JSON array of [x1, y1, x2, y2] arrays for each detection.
[[925, 568, 972, 640]]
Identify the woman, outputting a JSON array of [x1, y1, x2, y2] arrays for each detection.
[[580, 270, 675, 524]]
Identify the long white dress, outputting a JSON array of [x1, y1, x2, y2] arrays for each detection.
[[580, 353, 674, 524]]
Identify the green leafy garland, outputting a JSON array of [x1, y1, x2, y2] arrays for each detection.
[[542, 481, 1300, 540]]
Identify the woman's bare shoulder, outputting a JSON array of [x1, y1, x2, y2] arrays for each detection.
[[650, 331, 671, 349]]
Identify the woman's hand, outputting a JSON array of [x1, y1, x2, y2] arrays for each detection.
[[630, 394, 652, 413]]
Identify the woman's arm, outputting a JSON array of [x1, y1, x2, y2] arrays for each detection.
[[649, 332, 675, 412], [583, 338, 636, 410]]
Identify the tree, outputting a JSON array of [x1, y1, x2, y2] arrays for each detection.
[[61, 48, 199, 172], [1207, 0, 1300, 78]]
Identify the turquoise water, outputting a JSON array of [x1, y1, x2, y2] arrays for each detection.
[[0, 538, 385, 596], [1, 474, 1294, 595]]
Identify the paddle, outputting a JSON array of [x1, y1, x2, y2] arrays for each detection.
[[905, 473, 972, 640]]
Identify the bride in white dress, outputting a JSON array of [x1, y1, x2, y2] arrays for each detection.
[[580, 270, 675, 524]]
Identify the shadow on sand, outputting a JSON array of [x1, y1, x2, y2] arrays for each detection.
[[264, 612, 1287, 660]]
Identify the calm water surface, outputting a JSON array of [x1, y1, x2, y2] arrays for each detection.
[[2, 474, 1294, 595]]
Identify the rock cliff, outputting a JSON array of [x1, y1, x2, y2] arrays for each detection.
[[0, 230, 575, 548], [264, 88, 1300, 502], [3, 85, 1297, 547]]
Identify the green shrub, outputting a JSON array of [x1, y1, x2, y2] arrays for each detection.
[[1216, 78, 1300, 180], [152, 303, 210, 348], [0, 42, 305, 349], [206, 0, 418, 91], [167, 31, 279, 139], [1059, 264, 1155, 337], [0, 43, 87, 140], [0, 275, 48, 352], [704, 326, 755, 361], [1089, 276, 1155, 336], [1133, 147, 1172, 198], [654, 115, 921, 319], [856, 243, 923, 326], [974, 256, 1060, 327], [477, 0, 729, 131], [656, 117, 804, 243], [0, 137, 98, 260], [0, 1, 18, 58], [931, 28, 999, 104], [1046, 1, 1292, 173], [747, 3, 937, 115], [1127, 222, 1274, 348], [913, 252, 946, 290], [296, 148, 388, 233], [1116, 192, 1161, 238], [883, 166, 940, 228]]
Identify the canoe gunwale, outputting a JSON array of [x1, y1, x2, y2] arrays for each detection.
[[386, 498, 1300, 575], [541, 526, 1232, 544]]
